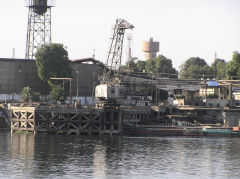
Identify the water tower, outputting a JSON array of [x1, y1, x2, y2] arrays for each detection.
[[25, 0, 55, 59], [142, 37, 159, 60]]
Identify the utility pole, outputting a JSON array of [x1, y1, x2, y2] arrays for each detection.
[[76, 70, 79, 98]]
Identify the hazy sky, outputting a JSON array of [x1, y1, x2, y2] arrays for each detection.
[[1, 0, 239, 69]]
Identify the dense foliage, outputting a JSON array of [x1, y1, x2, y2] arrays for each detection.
[[122, 55, 177, 78], [179, 52, 240, 80], [179, 57, 213, 79], [211, 58, 227, 79], [49, 84, 66, 103], [20, 86, 40, 102], [207, 94, 219, 99], [145, 55, 178, 77], [35, 43, 72, 102], [226, 51, 240, 79], [35, 43, 72, 83]]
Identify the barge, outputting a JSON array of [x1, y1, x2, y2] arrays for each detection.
[[124, 124, 184, 136], [124, 125, 240, 137]]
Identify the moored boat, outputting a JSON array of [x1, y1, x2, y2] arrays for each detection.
[[123, 124, 184, 136], [202, 127, 232, 137], [183, 127, 203, 136]]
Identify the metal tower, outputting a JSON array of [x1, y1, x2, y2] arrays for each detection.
[[25, 0, 55, 59], [127, 33, 133, 62], [103, 19, 134, 83]]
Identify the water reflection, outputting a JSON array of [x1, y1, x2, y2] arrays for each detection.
[[93, 144, 106, 178], [0, 131, 240, 178], [11, 133, 35, 160], [3, 133, 35, 178]]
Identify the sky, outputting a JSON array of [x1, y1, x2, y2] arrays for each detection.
[[0, 0, 239, 70]]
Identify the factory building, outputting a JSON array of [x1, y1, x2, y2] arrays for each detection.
[[142, 37, 159, 60], [0, 58, 45, 101], [0, 58, 100, 102]]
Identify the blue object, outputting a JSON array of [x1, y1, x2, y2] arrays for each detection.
[[207, 81, 218, 86]]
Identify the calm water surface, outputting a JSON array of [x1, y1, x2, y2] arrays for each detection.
[[0, 130, 240, 179]]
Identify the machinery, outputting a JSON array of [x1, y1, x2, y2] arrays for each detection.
[[95, 19, 134, 103]]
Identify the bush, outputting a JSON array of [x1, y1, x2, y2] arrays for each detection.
[[174, 94, 185, 100], [207, 94, 218, 99], [50, 85, 66, 103], [20, 86, 40, 102]]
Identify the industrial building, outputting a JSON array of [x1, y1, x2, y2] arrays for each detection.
[[0, 58, 100, 102]]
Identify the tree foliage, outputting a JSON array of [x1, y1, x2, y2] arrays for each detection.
[[121, 58, 146, 73], [226, 51, 240, 79], [210, 58, 227, 79], [50, 84, 66, 103], [207, 94, 218, 99], [121, 55, 177, 78], [158, 89, 169, 101], [145, 55, 178, 77], [179, 57, 213, 79], [136, 60, 146, 72], [35, 43, 72, 83], [20, 86, 40, 102]]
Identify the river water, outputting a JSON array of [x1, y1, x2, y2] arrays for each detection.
[[1, 130, 240, 179]]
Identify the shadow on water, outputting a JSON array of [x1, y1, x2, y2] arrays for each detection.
[[1, 131, 240, 178]]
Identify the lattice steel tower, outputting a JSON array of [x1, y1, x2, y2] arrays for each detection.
[[25, 0, 55, 59]]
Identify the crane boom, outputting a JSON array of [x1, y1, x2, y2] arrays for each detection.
[[95, 19, 134, 102], [103, 19, 134, 84]]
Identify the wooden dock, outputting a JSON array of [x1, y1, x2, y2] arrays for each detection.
[[9, 105, 152, 135]]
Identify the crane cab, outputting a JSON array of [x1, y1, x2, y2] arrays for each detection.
[[95, 84, 125, 100]]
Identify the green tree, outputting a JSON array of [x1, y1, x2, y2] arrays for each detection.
[[50, 85, 66, 103], [226, 51, 240, 79], [180, 57, 212, 79], [211, 58, 227, 79], [158, 89, 169, 101], [35, 43, 72, 83], [145, 58, 156, 73], [146, 55, 177, 78], [121, 59, 146, 73], [20, 86, 40, 102], [136, 60, 146, 72], [125, 58, 137, 72]]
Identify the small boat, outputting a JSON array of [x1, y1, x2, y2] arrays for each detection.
[[202, 127, 232, 137]]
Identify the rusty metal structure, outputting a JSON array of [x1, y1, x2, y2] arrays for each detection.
[[103, 19, 134, 84], [25, 0, 55, 59]]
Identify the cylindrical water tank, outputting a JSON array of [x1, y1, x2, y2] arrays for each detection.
[[142, 38, 159, 52], [32, 0, 48, 15]]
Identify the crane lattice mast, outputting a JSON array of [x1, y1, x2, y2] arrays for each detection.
[[103, 19, 134, 84]]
